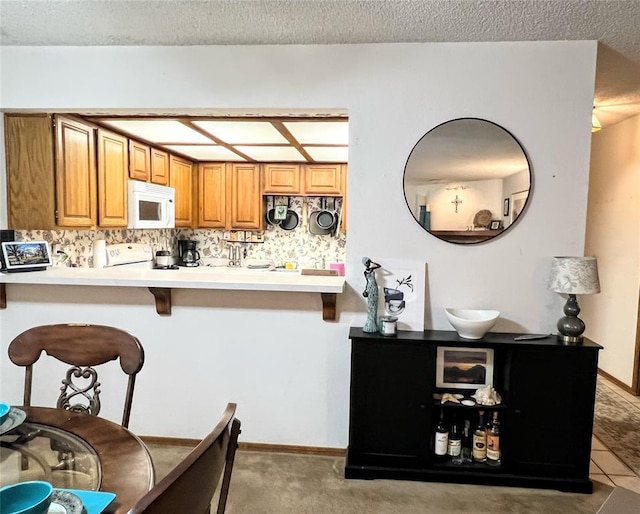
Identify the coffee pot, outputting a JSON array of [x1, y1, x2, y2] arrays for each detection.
[[177, 240, 200, 267]]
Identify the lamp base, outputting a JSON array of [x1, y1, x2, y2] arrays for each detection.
[[556, 294, 586, 345], [556, 333, 584, 344]]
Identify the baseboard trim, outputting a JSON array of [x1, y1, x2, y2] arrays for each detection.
[[140, 436, 346, 457], [239, 442, 346, 457], [140, 435, 200, 447], [598, 368, 637, 395]]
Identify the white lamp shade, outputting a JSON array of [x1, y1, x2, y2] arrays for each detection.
[[548, 256, 600, 294]]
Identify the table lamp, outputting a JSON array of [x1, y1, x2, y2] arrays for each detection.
[[548, 256, 600, 343]]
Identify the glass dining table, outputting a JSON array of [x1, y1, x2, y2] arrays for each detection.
[[0, 406, 154, 513]]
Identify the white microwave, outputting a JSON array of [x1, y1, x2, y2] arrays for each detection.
[[128, 180, 175, 229]]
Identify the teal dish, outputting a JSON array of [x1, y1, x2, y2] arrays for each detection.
[[56, 489, 116, 514], [0, 402, 10, 424], [0, 481, 53, 514]]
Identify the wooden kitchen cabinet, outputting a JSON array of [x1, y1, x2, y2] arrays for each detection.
[[4, 114, 132, 229], [97, 129, 128, 227], [304, 164, 342, 195], [170, 155, 195, 228], [263, 164, 301, 194], [347, 328, 601, 493], [150, 148, 170, 185], [198, 162, 261, 229], [198, 162, 226, 228], [229, 163, 262, 229], [54, 116, 98, 227], [129, 140, 151, 181], [5, 114, 57, 229]]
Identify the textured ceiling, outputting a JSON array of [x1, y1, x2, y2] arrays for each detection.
[[1, 0, 639, 127]]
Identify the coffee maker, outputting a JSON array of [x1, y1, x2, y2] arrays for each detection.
[[177, 240, 200, 267]]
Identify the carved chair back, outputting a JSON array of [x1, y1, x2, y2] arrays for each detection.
[[8, 323, 145, 428], [127, 403, 241, 514]]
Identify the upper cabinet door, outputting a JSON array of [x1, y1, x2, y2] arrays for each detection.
[[263, 164, 301, 194], [170, 155, 195, 228], [304, 164, 342, 195], [97, 129, 128, 227], [198, 163, 226, 228], [151, 148, 170, 186], [55, 115, 97, 227], [129, 140, 151, 181], [230, 163, 261, 229], [4, 114, 57, 230]]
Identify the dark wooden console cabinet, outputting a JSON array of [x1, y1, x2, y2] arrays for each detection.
[[346, 328, 602, 493]]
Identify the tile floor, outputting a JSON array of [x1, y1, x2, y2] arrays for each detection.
[[590, 376, 640, 493]]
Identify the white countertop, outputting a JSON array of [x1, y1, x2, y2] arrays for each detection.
[[0, 266, 346, 294]]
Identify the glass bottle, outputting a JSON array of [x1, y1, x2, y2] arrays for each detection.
[[486, 411, 501, 466], [461, 419, 472, 463], [434, 409, 449, 458], [448, 412, 462, 463], [472, 410, 487, 462]]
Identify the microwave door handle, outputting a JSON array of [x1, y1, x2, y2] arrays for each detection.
[[157, 203, 162, 221]]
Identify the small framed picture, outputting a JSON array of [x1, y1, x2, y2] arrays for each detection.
[[503, 198, 510, 217], [436, 346, 494, 389], [490, 220, 502, 230]]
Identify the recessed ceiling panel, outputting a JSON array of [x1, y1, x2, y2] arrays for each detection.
[[100, 120, 212, 144], [304, 146, 349, 163], [164, 145, 246, 161], [283, 121, 349, 145], [193, 121, 287, 144], [238, 146, 306, 162]]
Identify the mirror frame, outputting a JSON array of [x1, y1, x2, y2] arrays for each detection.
[[403, 117, 532, 245]]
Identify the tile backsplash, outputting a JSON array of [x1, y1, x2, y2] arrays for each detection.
[[16, 198, 345, 268]]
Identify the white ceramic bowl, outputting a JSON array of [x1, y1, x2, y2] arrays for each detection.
[[445, 308, 500, 339]]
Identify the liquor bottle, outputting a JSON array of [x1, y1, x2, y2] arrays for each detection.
[[486, 411, 501, 466], [472, 410, 487, 462], [461, 418, 472, 463], [434, 409, 449, 458], [447, 413, 462, 463]]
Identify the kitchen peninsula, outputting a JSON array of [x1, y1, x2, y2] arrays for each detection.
[[0, 267, 345, 319]]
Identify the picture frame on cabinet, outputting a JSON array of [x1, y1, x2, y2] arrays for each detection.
[[436, 346, 494, 389]]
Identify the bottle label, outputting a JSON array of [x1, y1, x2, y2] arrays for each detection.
[[447, 438, 461, 457], [472, 433, 487, 461], [435, 432, 448, 455], [487, 434, 500, 461]]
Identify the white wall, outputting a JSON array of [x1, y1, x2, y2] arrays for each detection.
[[0, 42, 597, 446], [581, 114, 640, 387]]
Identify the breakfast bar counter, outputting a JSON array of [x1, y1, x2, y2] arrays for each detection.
[[0, 267, 346, 319]]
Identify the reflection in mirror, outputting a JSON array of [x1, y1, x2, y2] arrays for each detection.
[[403, 118, 531, 244]]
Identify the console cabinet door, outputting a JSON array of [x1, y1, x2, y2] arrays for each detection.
[[55, 116, 97, 227], [508, 348, 598, 478], [349, 340, 434, 468], [97, 129, 128, 227]]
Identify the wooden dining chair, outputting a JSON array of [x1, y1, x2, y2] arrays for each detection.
[[8, 323, 145, 428], [127, 403, 241, 514]]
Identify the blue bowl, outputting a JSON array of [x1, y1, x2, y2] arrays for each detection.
[[0, 481, 53, 514], [0, 402, 10, 425]]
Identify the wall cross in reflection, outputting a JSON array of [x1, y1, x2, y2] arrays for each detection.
[[451, 195, 462, 213]]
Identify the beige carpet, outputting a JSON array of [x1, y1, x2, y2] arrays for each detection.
[[147, 446, 613, 514]]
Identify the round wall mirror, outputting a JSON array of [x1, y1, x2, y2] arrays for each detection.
[[403, 118, 531, 244]]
